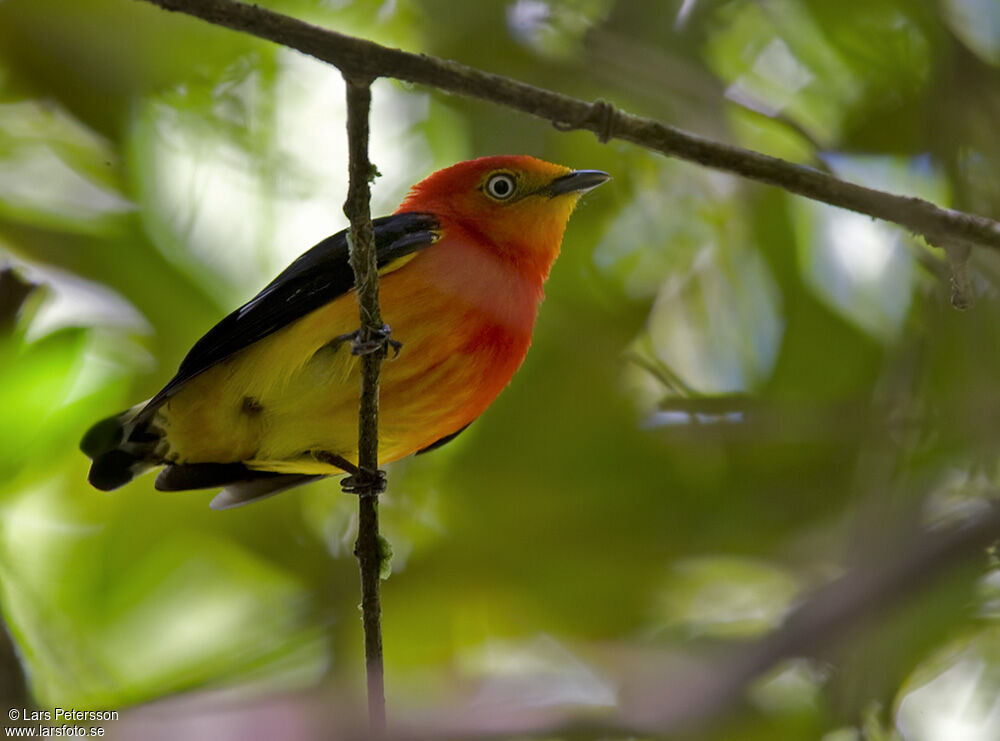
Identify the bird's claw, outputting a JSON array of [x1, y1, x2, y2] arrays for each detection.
[[341, 467, 387, 497], [331, 324, 402, 358], [314, 451, 387, 497], [353, 323, 402, 358]]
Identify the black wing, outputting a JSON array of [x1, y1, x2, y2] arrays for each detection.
[[135, 212, 438, 424]]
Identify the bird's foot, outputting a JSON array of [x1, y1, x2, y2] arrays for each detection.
[[341, 467, 387, 497], [313, 451, 387, 497], [330, 324, 402, 358]]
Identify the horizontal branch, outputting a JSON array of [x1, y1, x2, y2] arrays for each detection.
[[139, 0, 1000, 252]]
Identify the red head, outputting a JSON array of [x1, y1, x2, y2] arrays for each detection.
[[397, 155, 609, 282]]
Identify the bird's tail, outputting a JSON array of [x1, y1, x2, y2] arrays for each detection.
[[80, 403, 159, 491]]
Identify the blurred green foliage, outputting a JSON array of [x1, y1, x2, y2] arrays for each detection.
[[2, 0, 1000, 738]]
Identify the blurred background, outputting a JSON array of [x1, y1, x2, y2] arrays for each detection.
[[2, 0, 1000, 738]]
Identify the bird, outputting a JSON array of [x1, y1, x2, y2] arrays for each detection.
[[80, 155, 609, 509]]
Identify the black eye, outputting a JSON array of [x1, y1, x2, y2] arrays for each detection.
[[485, 173, 516, 200]]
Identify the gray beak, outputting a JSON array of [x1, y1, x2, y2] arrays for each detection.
[[548, 169, 611, 196]]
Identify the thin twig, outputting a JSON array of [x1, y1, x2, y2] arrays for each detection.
[[136, 0, 1000, 253], [343, 75, 387, 736]]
